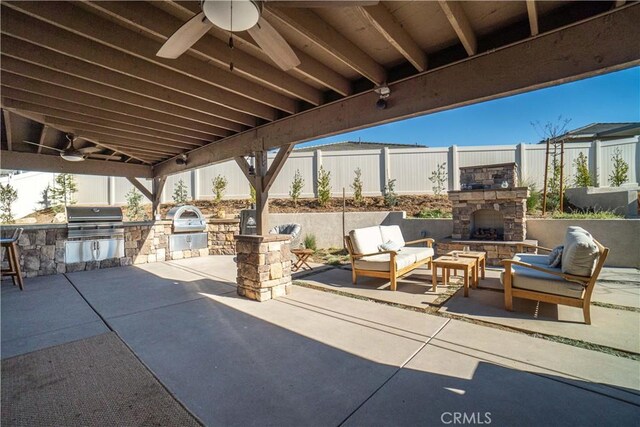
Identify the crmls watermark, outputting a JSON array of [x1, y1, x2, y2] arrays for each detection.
[[441, 412, 492, 425]]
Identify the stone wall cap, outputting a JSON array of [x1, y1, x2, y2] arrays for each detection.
[[235, 234, 291, 242], [459, 162, 517, 171], [448, 186, 529, 195], [208, 218, 240, 224]]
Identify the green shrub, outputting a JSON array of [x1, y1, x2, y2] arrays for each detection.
[[211, 174, 228, 203], [572, 152, 596, 187], [289, 169, 304, 207], [415, 209, 452, 218], [173, 178, 189, 205], [383, 178, 398, 208], [304, 234, 317, 251], [0, 181, 18, 224], [125, 187, 145, 221], [429, 162, 447, 195], [609, 147, 629, 187], [520, 179, 541, 212], [249, 185, 256, 204], [350, 168, 364, 205], [317, 166, 331, 207]]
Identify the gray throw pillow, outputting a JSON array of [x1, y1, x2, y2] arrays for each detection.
[[379, 240, 402, 252], [561, 227, 599, 276], [548, 245, 563, 268]]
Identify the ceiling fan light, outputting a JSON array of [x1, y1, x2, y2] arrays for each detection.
[[202, 0, 260, 32], [60, 152, 85, 162]]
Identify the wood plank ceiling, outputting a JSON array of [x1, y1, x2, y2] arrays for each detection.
[[0, 0, 627, 172]]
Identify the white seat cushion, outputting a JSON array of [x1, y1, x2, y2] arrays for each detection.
[[380, 225, 406, 248], [513, 253, 550, 267], [501, 265, 584, 298], [355, 253, 417, 272], [399, 246, 434, 262], [350, 226, 383, 255]]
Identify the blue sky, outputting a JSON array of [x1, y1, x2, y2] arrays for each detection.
[[303, 66, 640, 148]]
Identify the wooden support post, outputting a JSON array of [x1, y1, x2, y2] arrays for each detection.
[[542, 138, 550, 215], [254, 151, 269, 235], [151, 176, 166, 219], [559, 137, 565, 212]]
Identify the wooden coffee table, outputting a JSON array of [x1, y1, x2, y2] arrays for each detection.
[[431, 256, 477, 297], [291, 248, 314, 272], [447, 250, 486, 285]]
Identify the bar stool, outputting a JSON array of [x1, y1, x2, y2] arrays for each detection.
[[1, 228, 24, 290]]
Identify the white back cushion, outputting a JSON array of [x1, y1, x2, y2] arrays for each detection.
[[350, 226, 383, 255], [561, 226, 599, 277], [380, 225, 406, 248]]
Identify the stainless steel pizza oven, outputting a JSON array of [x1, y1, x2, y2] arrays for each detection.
[[165, 205, 208, 252], [65, 206, 125, 263]]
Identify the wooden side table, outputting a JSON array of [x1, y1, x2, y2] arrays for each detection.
[[447, 250, 486, 287], [291, 248, 314, 272], [431, 256, 477, 297]]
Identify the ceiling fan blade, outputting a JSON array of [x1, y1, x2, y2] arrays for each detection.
[[268, 1, 379, 7], [78, 146, 103, 154], [87, 154, 123, 161], [23, 140, 64, 153], [247, 17, 300, 71], [157, 12, 214, 59]]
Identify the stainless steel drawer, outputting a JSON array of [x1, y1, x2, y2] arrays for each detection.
[[65, 239, 124, 263], [169, 232, 208, 252]]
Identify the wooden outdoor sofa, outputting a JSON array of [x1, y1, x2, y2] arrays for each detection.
[[344, 225, 434, 291], [501, 226, 609, 325]]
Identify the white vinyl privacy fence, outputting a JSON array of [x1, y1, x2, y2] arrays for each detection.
[[4, 138, 638, 216]]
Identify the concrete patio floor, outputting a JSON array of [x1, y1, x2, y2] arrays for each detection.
[[2, 255, 639, 426]]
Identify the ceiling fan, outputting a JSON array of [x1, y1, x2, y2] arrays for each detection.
[[157, 0, 378, 71], [23, 135, 122, 162]]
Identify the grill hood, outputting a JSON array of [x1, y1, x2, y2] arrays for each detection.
[[66, 206, 123, 223]]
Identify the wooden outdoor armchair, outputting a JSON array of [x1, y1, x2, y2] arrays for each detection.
[[502, 240, 609, 325]]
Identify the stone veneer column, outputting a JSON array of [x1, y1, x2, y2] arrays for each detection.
[[235, 234, 292, 302]]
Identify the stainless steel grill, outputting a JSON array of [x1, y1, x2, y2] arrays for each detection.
[[65, 206, 125, 264], [166, 206, 207, 233], [165, 205, 208, 252], [66, 206, 124, 239]]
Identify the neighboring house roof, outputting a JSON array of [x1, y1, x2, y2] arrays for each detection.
[[539, 122, 640, 143], [294, 141, 421, 152]]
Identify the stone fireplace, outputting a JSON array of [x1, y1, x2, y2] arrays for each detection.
[[438, 163, 537, 266]]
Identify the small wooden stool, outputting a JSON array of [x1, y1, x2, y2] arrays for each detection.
[[291, 248, 314, 272], [1, 228, 24, 291]]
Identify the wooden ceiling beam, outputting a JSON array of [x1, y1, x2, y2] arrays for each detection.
[[4, 1, 297, 115], [438, 0, 477, 56], [1, 97, 210, 148], [1, 150, 153, 177], [265, 7, 387, 85], [86, 1, 322, 106], [0, 54, 239, 134], [154, 4, 640, 177], [359, 3, 428, 72], [44, 117, 197, 151], [161, 1, 352, 97], [2, 110, 13, 151], [0, 5, 265, 124], [526, 1, 539, 36], [0, 86, 221, 142]]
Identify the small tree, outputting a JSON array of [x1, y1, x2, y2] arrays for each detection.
[[572, 152, 596, 187], [609, 147, 629, 187], [429, 162, 447, 195], [383, 178, 398, 208], [125, 187, 145, 221], [289, 169, 304, 207], [317, 166, 331, 207], [50, 173, 77, 212], [211, 174, 228, 203], [350, 168, 364, 206], [38, 184, 52, 210], [0, 181, 18, 224], [173, 178, 189, 205]]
